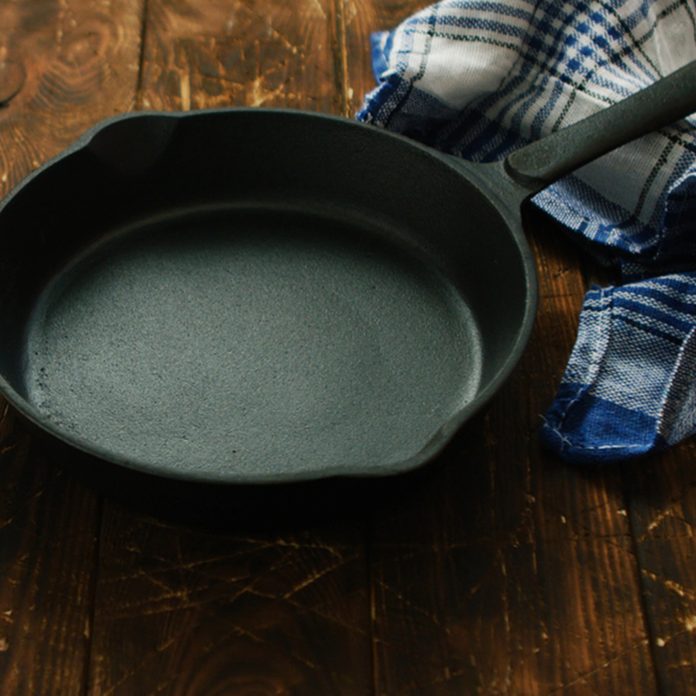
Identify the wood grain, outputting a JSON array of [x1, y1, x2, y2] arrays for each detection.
[[0, 412, 99, 696], [87, 1, 372, 694], [0, 0, 144, 198], [0, 1, 144, 694], [135, 0, 338, 112], [627, 448, 696, 695], [89, 490, 372, 695]]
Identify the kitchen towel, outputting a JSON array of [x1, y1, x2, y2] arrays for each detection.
[[358, 0, 696, 462]]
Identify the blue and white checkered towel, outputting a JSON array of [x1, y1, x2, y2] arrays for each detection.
[[358, 0, 696, 463]]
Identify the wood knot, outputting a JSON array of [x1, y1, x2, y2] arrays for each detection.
[[57, 14, 117, 70], [62, 28, 107, 67], [0, 59, 25, 107]]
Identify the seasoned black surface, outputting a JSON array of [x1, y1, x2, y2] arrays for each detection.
[[25, 206, 482, 479]]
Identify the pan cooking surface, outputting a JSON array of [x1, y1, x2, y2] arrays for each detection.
[[23, 207, 482, 480]]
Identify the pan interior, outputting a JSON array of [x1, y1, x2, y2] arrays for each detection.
[[23, 206, 482, 480]]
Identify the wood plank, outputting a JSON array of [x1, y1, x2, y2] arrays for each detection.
[[626, 447, 696, 695], [341, 1, 658, 691], [0, 1, 144, 694], [87, 1, 372, 694], [0, 412, 99, 696]]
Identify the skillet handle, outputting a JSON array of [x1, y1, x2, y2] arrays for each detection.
[[503, 59, 696, 196]]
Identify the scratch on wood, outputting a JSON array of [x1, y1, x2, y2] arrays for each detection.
[[498, 549, 512, 692], [281, 593, 369, 636], [544, 638, 649, 695], [231, 623, 321, 671], [141, 569, 184, 598], [654, 621, 696, 649], [642, 568, 696, 602], [369, 572, 380, 696], [330, 0, 351, 116], [428, 667, 469, 687], [233, 536, 346, 557], [135, 0, 150, 109], [265, 22, 300, 55], [105, 551, 257, 580], [539, 500, 634, 552], [147, 539, 266, 562], [103, 569, 252, 618], [97, 632, 181, 696], [179, 70, 191, 110], [640, 505, 677, 540], [249, 75, 284, 106], [245, 559, 365, 635], [282, 554, 356, 599], [375, 578, 443, 627], [666, 659, 695, 670], [238, 0, 301, 54], [132, 547, 300, 619], [109, 596, 222, 620], [56, 0, 69, 48], [308, 0, 327, 19]]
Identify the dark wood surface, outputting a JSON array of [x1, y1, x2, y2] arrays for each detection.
[[0, 1, 695, 694]]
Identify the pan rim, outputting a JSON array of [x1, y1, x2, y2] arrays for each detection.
[[0, 108, 538, 484]]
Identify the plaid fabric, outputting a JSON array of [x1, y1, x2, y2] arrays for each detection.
[[358, 0, 696, 462]]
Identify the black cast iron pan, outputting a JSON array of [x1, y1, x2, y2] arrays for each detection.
[[1, 62, 695, 483]]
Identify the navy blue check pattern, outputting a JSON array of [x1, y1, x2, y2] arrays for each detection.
[[358, 0, 696, 462]]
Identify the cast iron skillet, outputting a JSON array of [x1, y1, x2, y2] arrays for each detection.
[[1, 63, 695, 483]]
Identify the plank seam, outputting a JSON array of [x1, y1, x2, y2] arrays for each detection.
[[81, 494, 104, 696], [365, 519, 378, 696], [622, 462, 667, 696], [331, 0, 352, 117], [135, 0, 151, 110]]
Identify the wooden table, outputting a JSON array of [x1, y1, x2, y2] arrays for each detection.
[[0, 1, 695, 694]]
